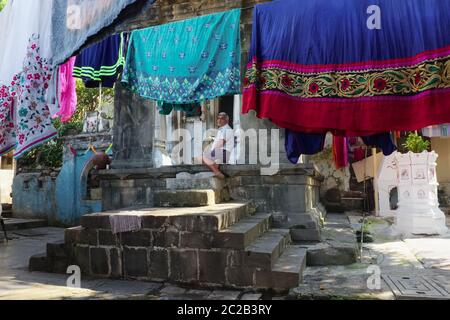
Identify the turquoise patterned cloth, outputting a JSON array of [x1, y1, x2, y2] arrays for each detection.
[[122, 9, 241, 105]]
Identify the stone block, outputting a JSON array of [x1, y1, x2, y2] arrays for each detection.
[[290, 228, 321, 242], [81, 215, 111, 229], [79, 229, 98, 246], [226, 267, 255, 287], [110, 248, 122, 278], [74, 245, 90, 275], [98, 229, 118, 246], [64, 226, 83, 245], [47, 242, 72, 259], [152, 229, 179, 248], [29, 253, 50, 272], [149, 249, 169, 280], [154, 190, 216, 207], [169, 249, 199, 283], [50, 257, 70, 274], [207, 290, 241, 300], [90, 247, 109, 276], [306, 243, 357, 266], [120, 230, 152, 247], [198, 250, 228, 284], [179, 232, 214, 249], [142, 215, 168, 229], [124, 247, 148, 277]]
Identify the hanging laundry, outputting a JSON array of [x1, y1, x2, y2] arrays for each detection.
[[51, 0, 153, 67], [0, 0, 58, 158], [157, 103, 202, 117], [0, 0, 155, 158], [285, 131, 396, 165], [243, 0, 450, 137], [333, 136, 348, 169], [285, 130, 326, 164], [122, 9, 241, 105], [422, 124, 450, 137], [73, 34, 125, 88], [361, 133, 397, 156], [53, 57, 77, 122]]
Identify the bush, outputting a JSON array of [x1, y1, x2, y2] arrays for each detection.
[[403, 132, 430, 153]]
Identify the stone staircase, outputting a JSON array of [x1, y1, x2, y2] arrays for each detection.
[[30, 174, 307, 292], [1, 203, 12, 218]]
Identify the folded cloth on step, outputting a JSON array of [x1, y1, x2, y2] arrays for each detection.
[[109, 214, 142, 234]]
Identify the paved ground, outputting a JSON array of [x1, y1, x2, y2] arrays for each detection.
[[0, 227, 270, 300], [1, 215, 449, 300], [290, 214, 450, 300]]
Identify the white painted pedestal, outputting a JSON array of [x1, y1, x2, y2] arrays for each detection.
[[394, 151, 448, 236]]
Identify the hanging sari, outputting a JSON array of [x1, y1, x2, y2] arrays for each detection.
[[243, 0, 450, 136]]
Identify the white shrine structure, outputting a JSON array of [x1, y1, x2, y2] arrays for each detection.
[[378, 151, 448, 236]]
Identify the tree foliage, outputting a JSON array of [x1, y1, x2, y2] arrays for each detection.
[[0, 0, 6, 12], [18, 80, 115, 169]]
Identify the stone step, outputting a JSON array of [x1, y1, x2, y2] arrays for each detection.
[[166, 173, 226, 190], [213, 213, 272, 249], [243, 229, 291, 271], [1, 210, 12, 218], [29, 253, 50, 272], [341, 197, 364, 212], [3, 218, 47, 231], [47, 241, 73, 259], [153, 189, 230, 207], [255, 246, 307, 290], [81, 202, 253, 233], [1, 203, 12, 211]]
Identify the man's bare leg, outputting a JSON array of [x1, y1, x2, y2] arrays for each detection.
[[201, 156, 225, 179]]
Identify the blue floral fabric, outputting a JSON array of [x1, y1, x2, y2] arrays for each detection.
[[122, 9, 241, 105]]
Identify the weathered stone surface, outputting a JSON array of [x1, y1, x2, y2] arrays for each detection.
[[166, 175, 225, 190], [74, 245, 90, 275], [29, 253, 50, 272], [226, 267, 255, 287], [47, 242, 71, 259], [290, 228, 321, 242], [81, 215, 111, 229], [152, 229, 179, 248], [154, 190, 217, 207], [110, 248, 122, 278], [198, 250, 228, 284], [123, 247, 148, 278], [169, 249, 198, 282], [243, 230, 290, 270], [121, 230, 152, 247], [207, 290, 241, 300], [180, 232, 214, 249], [214, 214, 271, 249], [306, 243, 357, 266], [149, 249, 169, 280], [79, 229, 98, 246], [142, 215, 168, 229], [255, 246, 306, 291], [90, 248, 109, 276], [64, 226, 82, 245], [98, 230, 118, 246], [241, 293, 262, 300], [50, 257, 70, 274]]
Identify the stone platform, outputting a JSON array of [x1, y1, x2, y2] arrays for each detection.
[[98, 164, 326, 242], [31, 202, 307, 291]]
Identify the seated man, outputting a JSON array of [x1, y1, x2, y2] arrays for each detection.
[[200, 112, 234, 179]]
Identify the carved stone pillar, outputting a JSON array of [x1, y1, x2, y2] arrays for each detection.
[[112, 82, 155, 169]]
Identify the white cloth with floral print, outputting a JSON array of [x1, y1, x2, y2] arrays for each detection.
[[0, 0, 58, 158]]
